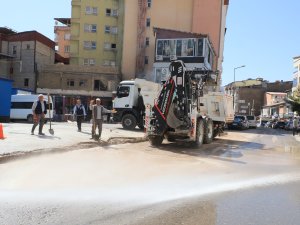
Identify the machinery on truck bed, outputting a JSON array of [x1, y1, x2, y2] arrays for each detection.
[[145, 60, 233, 146]]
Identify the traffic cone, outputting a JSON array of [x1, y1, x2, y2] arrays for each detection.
[[0, 123, 5, 140]]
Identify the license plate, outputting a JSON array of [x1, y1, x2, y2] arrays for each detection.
[[233, 123, 237, 125]]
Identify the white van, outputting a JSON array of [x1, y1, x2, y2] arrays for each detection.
[[10, 94, 54, 123]]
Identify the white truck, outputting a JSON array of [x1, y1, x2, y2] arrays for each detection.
[[145, 60, 234, 146], [112, 79, 161, 129]]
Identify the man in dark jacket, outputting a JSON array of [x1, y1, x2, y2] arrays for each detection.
[[31, 94, 47, 135], [73, 99, 87, 132], [136, 88, 145, 128]]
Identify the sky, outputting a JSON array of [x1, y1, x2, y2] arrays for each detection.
[[0, 0, 299, 86]]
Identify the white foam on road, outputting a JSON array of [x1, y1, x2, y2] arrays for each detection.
[[1, 172, 300, 207]]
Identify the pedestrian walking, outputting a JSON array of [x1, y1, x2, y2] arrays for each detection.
[[293, 116, 299, 136], [31, 94, 47, 135], [73, 99, 86, 132], [90, 98, 116, 140], [136, 88, 145, 128]]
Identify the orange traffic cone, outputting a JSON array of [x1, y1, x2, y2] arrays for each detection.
[[0, 123, 5, 140]]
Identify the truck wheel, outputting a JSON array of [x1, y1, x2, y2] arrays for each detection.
[[203, 119, 213, 144], [149, 136, 163, 146], [122, 114, 137, 130], [195, 119, 204, 146], [27, 114, 33, 123]]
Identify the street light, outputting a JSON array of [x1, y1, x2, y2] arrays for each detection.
[[234, 65, 246, 83], [233, 65, 246, 113]]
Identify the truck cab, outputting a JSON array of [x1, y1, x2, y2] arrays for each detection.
[[113, 79, 161, 130]]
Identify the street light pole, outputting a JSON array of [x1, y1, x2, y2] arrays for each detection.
[[233, 65, 246, 113]]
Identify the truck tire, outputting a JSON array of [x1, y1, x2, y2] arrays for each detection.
[[149, 136, 163, 146], [122, 114, 137, 130], [203, 119, 213, 144], [195, 119, 204, 146], [27, 114, 33, 123]]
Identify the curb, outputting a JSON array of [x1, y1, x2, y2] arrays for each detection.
[[0, 136, 148, 163]]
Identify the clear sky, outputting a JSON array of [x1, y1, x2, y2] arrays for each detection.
[[0, 0, 299, 86]]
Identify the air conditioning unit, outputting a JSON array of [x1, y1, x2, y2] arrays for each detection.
[[156, 55, 163, 61]]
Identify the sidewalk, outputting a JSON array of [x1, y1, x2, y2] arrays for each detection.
[[0, 122, 146, 156]]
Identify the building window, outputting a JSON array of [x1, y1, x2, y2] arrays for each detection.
[[111, 26, 118, 34], [146, 18, 151, 27], [67, 79, 75, 87], [104, 42, 111, 50], [106, 8, 111, 16], [12, 46, 17, 55], [84, 24, 97, 33], [103, 60, 110, 66], [105, 25, 111, 33], [64, 33, 71, 40], [112, 9, 118, 17], [79, 80, 87, 87], [84, 58, 95, 66], [64, 45, 70, 53], [86, 6, 98, 15], [94, 80, 106, 91], [111, 43, 117, 49], [147, 0, 152, 7], [26, 44, 30, 50], [145, 37, 150, 47], [24, 78, 29, 87], [83, 41, 96, 50], [145, 56, 149, 65]]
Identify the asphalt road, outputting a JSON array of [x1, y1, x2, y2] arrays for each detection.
[[0, 128, 300, 225]]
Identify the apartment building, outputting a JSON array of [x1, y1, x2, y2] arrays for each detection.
[[70, 0, 124, 69], [0, 27, 55, 91], [122, 0, 229, 82], [54, 18, 71, 60]]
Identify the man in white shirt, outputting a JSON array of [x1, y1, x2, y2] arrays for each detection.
[[90, 98, 116, 140], [31, 94, 47, 135]]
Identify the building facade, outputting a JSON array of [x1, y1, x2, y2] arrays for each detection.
[[292, 56, 300, 97], [122, 0, 229, 82], [70, 0, 124, 70], [262, 92, 291, 118], [0, 28, 55, 91], [225, 79, 293, 116], [152, 28, 215, 82], [54, 18, 71, 59]]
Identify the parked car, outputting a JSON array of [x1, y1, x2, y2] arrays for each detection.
[[272, 121, 286, 129], [229, 115, 249, 130], [246, 115, 257, 128]]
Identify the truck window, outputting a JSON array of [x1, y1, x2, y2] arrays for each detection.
[[117, 86, 130, 98]]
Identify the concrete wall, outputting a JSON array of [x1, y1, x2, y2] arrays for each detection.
[[38, 64, 120, 97]]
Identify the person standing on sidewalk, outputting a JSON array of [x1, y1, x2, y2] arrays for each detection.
[[293, 116, 299, 136], [136, 88, 145, 128], [90, 98, 116, 140], [31, 94, 47, 135], [73, 99, 86, 132]]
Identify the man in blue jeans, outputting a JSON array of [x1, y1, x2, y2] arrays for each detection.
[[31, 94, 47, 135]]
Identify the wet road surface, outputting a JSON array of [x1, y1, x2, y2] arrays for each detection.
[[0, 128, 300, 225]]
